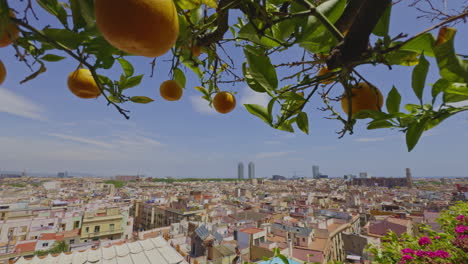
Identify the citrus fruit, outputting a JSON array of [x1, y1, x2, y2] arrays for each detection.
[[341, 82, 383, 116], [213, 91, 236, 114], [192, 46, 201, 57], [0, 60, 6, 85], [160, 80, 182, 101], [318, 67, 334, 84], [67, 69, 101, 99], [95, 0, 179, 57], [0, 11, 19, 48]]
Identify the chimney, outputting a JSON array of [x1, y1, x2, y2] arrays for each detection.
[[288, 238, 292, 257]]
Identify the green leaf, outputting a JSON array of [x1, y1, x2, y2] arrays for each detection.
[[70, 0, 86, 30], [130, 96, 154, 104], [296, 112, 309, 134], [123, 75, 143, 89], [242, 63, 266, 93], [384, 50, 420, 66], [367, 120, 394, 130], [406, 118, 428, 152], [299, 0, 345, 41], [431, 78, 450, 103], [386, 86, 401, 114], [399, 33, 435, 57], [42, 28, 88, 49], [277, 254, 290, 264], [79, 0, 96, 28], [373, 4, 391, 37], [433, 27, 468, 83], [117, 58, 134, 77], [244, 48, 278, 92], [245, 104, 272, 124], [37, 0, 68, 27], [195, 86, 209, 97], [174, 68, 186, 89], [40, 54, 65, 62], [412, 53, 429, 103]]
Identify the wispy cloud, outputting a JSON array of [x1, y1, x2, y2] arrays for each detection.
[[47, 133, 114, 148], [355, 137, 385, 142], [190, 96, 216, 114], [240, 86, 269, 107], [255, 151, 294, 158], [0, 87, 46, 120]]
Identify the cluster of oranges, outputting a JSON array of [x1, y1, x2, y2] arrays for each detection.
[[1, 0, 383, 117]]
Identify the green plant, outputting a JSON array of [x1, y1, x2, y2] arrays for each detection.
[[0, 0, 467, 151], [35, 241, 69, 256]]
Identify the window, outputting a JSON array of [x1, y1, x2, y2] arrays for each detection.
[[48, 223, 53, 227], [70, 239, 75, 244], [303, 238, 305, 242], [21, 226, 27, 232], [94, 226, 100, 233], [42, 243, 49, 247], [74, 221, 80, 229], [85, 227, 89, 233], [110, 224, 115, 231]]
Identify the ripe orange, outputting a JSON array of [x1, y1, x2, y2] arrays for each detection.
[[67, 69, 101, 99], [317, 67, 334, 84], [95, 0, 179, 57], [192, 46, 201, 57], [341, 82, 383, 116], [160, 80, 182, 101], [0, 60, 6, 85], [213, 91, 236, 114], [0, 11, 19, 48]]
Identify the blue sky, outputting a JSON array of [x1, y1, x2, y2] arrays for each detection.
[[0, 1, 467, 178]]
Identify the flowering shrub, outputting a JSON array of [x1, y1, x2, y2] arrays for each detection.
[[368, 202, 468, 264]]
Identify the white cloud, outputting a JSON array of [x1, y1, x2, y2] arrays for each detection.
[[0, 87, 46, 120], [190, 96, 216, 114], [47, 133, 114, 149], [255, 151, 294, 158], [355, 137, 385, 142], [240, 86, 269, 107]]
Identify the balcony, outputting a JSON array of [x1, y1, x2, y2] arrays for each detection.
[[81, 228, 124, 238]]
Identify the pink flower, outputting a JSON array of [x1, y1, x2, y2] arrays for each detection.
[[416, 250, 427, 257], [434, 236, 440, 239], [418, 236, 432, 246], [434, 250, 450, 258], [456, 215, 465, 221], [401, 248, 416, 255], [455, 225, 468, 234], [426, 251, 437, 258], [401, 255, 414, 261]]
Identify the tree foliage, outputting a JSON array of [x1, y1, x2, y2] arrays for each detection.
[[35, 240, 69, 256], [0, 0, 467, 151]]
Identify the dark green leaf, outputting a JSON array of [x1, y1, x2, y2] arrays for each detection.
[[174, 68, 186, 89], [367, 120, 394, 130], [431, 78, 450, 102], [386, 86, 401, 114], [245, 104, 272, 124], [373, 4, 391, 37], [412, 53, 429, 102], [296, 112, 309, 134], [123, 75, 143, 89], [384, 50, 420, 66], [244, 47, 278, 92], [299, 0, 345, 41], [433, 27, 468, 82], [243, 63, 266, 93], [406, 118, 428, 152], [40, 54, 65, 62], [79, 0, 95, 28], [353, 110, 389, 120], [130, 96, 154, 104], [42, 28, 88, 49], [70, 0, 86, 30], [117, 58, 134, 77]]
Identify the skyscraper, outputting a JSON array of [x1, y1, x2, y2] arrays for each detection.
[[238, 162, 244, 180], [248, 162, 255, 179], [312, 165, 320, 179], [406, 168, 413, 188]]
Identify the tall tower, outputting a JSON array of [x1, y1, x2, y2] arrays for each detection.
[[238, 162, 244, 180], [312, 165, 320, 179], [248, 162, 255, 179], [406, 168, 413, 188]]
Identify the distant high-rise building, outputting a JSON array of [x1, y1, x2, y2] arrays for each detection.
[[406, 168, 413, 188], [238, 162, 244, 180], [312, 165, 320, 179], [359, 172, 368, 178], [248, 162, 255, 179]]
